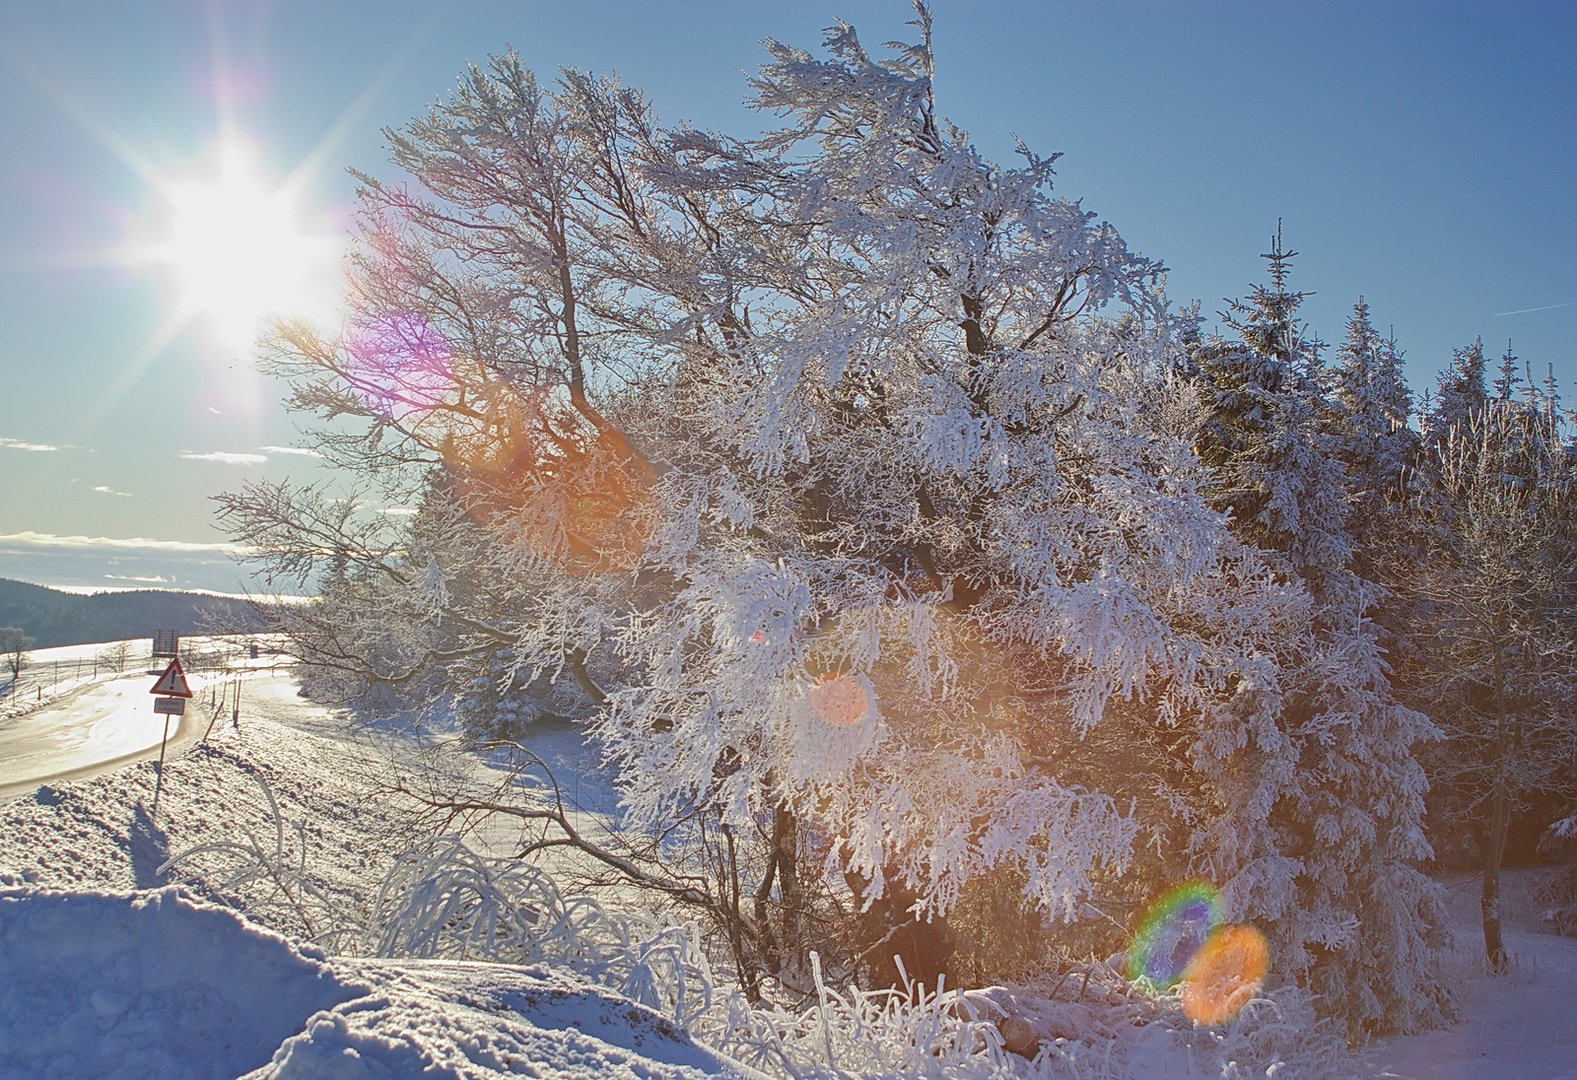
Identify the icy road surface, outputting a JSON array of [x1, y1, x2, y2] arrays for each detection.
[[0, 672, 200, 799]]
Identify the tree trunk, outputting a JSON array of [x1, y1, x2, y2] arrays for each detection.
[[1481, 785, 1511, 974]]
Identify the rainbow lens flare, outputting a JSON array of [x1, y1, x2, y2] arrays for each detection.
[[1125, 881, 1224, 988], [809, 675, 870, 726], [1181, 923, 1270, 1025]]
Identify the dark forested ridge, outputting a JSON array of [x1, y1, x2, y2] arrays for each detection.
[[0, 578, 271, 648]]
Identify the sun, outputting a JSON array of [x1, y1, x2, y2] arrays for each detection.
[[148, 138, 337, 348]]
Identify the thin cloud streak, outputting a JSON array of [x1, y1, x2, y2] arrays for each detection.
[[180, 450, 268, 465], [0, 437, 61, 452], [1493, 301, 1576, 317], [260, 445, 323, 457], [0, 530, 254, 555]]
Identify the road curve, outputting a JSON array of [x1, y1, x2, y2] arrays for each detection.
[[0, 673, 211, 802]]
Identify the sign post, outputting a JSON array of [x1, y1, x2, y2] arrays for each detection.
[[148, 658, 194, 821]]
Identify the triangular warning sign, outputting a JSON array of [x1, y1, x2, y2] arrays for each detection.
[[149, 657, 193, 698]]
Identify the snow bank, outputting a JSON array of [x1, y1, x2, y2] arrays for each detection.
[[0, 885, 357, 1079], [0, 885, 748, 1080], [257, 959, 741, 1080]]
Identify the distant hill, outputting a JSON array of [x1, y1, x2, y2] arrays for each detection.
[[0, 578, 278, 648]]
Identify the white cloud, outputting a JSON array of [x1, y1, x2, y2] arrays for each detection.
[[180, 451, 268, 465], [0, 531, 254, 555], [375, 507, 419, 516], [104, 574, 173, 584], [92, 485, 132, 497], [260, 445, 324, 458], [1, 436, 61, 452]]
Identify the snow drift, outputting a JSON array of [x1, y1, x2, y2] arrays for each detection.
[[0, 882, 746, 1080], [0, 885, 356, 1078]]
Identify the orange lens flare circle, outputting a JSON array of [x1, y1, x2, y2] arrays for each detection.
[[1180, 924, 1270, 1026], [809, 675, 869, 726]]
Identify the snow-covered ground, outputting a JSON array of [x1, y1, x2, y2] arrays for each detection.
[[0, 661, 752, 1079], [2, 649, 1574, 1080], [1364, 869, 1577, 1080], [0, 887, 748, 1080]]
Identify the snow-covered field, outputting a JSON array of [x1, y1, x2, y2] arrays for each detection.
[[1365, 870, 1577, 1080], [1, 648, 1574, 1080]]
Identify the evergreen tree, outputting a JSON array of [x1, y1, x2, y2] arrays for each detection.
[[1331, 300, 1421, 594], [1493, 340, 1522, 402], [1428, 337, 1488, 438], [1189, 224, 1351, 604], [1188, 242, 1451, 1037], [1536, 362, 1564, 423]]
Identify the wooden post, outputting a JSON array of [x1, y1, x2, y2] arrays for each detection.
[[150, 714, 172, 821]]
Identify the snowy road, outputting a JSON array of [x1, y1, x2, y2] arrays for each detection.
[[0, 671, 204, 801]]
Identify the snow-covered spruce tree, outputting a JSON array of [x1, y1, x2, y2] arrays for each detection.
[[1425, 337, 1488, 441], [224, 11, 1448, 1030], [1184, 226, 1352, 604], [1331, 299, 1418, 557], [1185, 235, 1451, 1036], [1328, 299, 1428, 666], [1492, 340, 1523, 403]]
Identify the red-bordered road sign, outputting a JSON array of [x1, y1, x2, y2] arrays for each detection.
[[149, 658, 193, 698]]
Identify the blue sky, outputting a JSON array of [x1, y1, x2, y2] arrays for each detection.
[[0, 0, 1573, 593]]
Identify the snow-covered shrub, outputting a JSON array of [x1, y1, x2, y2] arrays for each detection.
[[362, 835, 714, 1028], [710, 955, 1013, 1080], [157, 770, 355, 951], [704, 958, 1361, 1080]]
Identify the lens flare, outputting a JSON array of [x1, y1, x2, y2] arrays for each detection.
[[809, 675, 870, 726], [1180, 924, 1270, 1025], [344, 312, 453, 420], [1125, 880, 1223, 989]]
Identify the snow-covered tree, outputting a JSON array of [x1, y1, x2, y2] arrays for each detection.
[[1492, 340, 1523, 402], [1185, 226, 1353, 604], [1, 626, 31, 686], [1185, 243, 1451, 1036], [225, 11, 1451, 1033], [1415, 401, 1577, 972], [1332, 299, 1415, 520], [1427, 337, 1488, 439], [1328, 299, 1424, 646]]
